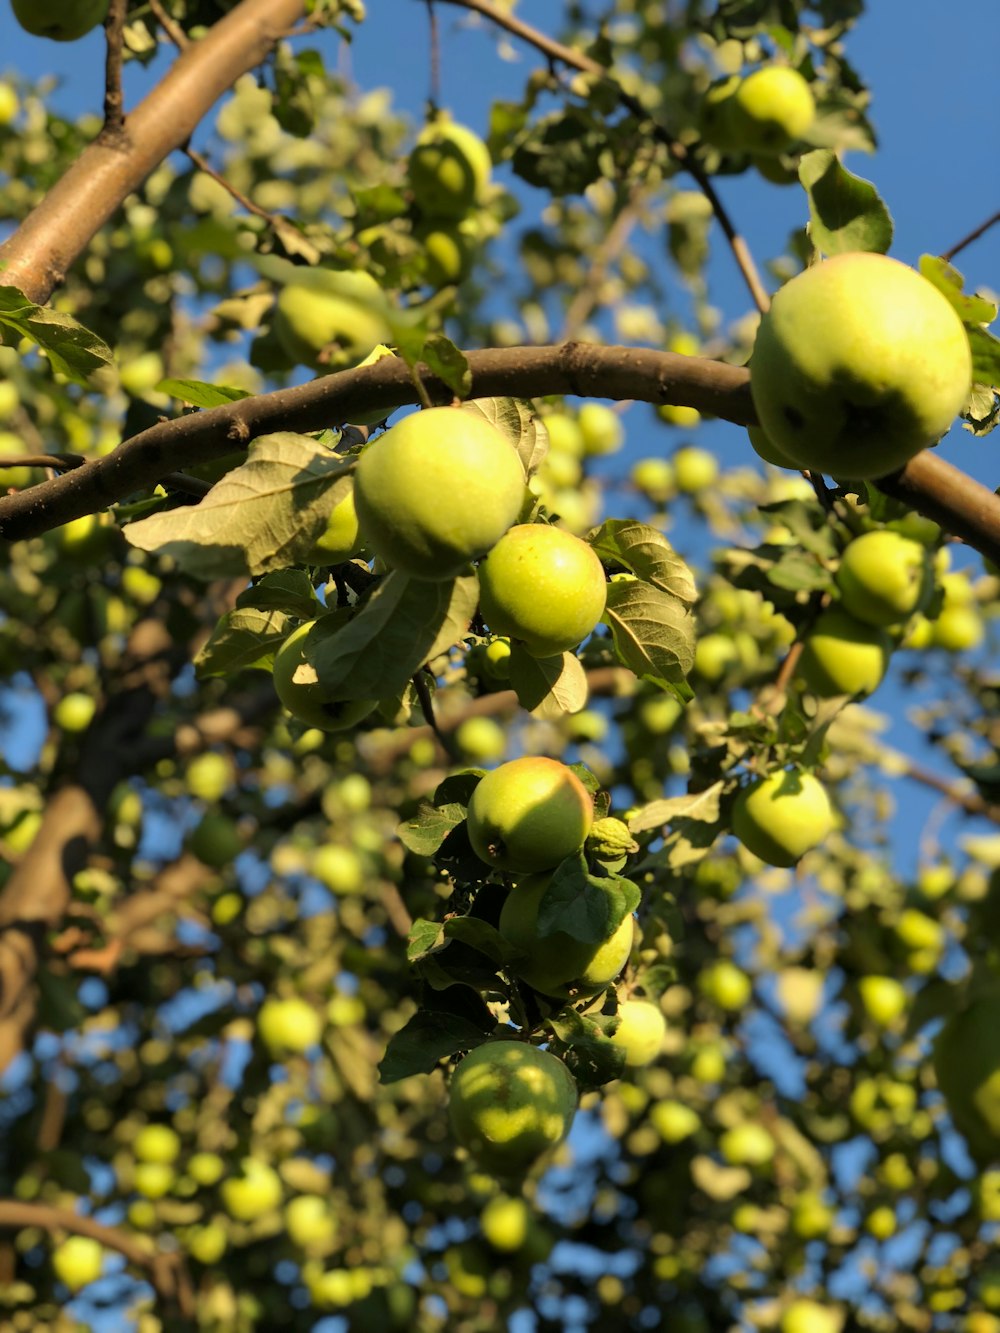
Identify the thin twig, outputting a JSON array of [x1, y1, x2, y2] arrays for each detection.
[[184, 145, 302, 234], [941, 207, 1000, 264], [426, 0, 441, 110], [147, 0, 189, 49], [560, 184, 644, 343], [412, 670, 458, 759], [435, 0, 770, 313], [0, 453, 85, 472], [102, 0, 128, 134]]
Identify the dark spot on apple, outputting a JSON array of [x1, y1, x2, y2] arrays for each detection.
[[783, 405, 805, 430]]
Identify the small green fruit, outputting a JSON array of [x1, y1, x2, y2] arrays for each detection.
[[0, 84, 19, 126], [858, 976, 907, 1027], [611, 999, 667, 1067], [273, 270, 389, 371], [308, 486, 364, 564], [698, 960, 752, 1011], [728, 67, 815, 155], [187, 1152, 225, 1186], [54, 692, 96, 733], [312, 844, 365, 895], [448, 1040, 578, 1174], [187, 813, 244, 869], [934, 994, 1000, 1162], [719, 1123, 775, 1167], [631, 457, 675, 502], [797, 608, 893, 698], [272, 621, 377, 731], [408, 118, 491, 219], [650, 1100, 700, 1143], [836, 530, 931, 626], [134, 1162, 175, 1199], [221, 1158, 283, 1221], [480, 1195, 530, 1252], [12, 0, 108, 40], [577, 403, 624, 456], [731, 769, 833, 867], [186, 1222, 227, 1265], [285, 1194, 338, 1248], [455, 717, 507, 762], [673, 446, 719, 494], [185, 752, 234, 804], [257, 996, 323, 1054], [477, 524, 607, 658], [134, 1123, 181, 1165], [466, 756, 593, 872], [52, 1236, 103, 1291]]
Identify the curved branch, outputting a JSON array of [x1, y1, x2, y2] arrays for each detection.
[[0, 1199, 194, 1317], [0, 0, 307, 304]]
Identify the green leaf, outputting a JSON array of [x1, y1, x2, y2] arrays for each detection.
[[918, 255, 998, 328], [549, 1009, 626, 1089], [602, 578, 695, 696], [509, 646, 589, 719], [157, 378, 253, 408], [378, 1011, 492, 1083], [512, 109, 606, 196], [422, 333, 472, 399], [442, 916, 513, 965], [798, 150, 893, 257], [193, 607, 292, 678], [628, 782, 725, 836], [122, 434, 352, 578], [307, 571, 479, 702], [0, 285, 113, 385], [589, 519, 698, 604], [406, 918, 443, 962], [535, 855, 641, 945], [968, 326, 1000, 390], [462, 398, 548, 479], [236, 570, 319, 618], [397, 802, 467, 857]]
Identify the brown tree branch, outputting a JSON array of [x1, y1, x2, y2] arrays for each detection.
[[436, 0, 770, 312], [0, 0, 307, 304], [0, 1199, 195, 1317], [103, 0, 128, 134], [148, 0, 190, 49], [941, 207, 1000, 264]]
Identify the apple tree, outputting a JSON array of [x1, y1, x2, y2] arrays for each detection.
[[0, 1, 999, 1330]]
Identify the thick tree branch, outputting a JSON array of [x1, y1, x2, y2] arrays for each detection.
[[0, 0, 307, 303]]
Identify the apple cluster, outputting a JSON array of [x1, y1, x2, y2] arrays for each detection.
[[701, 65, 816, 183], [405, 117, 493, 290]]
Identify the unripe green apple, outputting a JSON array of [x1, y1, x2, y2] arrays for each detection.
[[466, 756, 593, 872], [312, 844, 365, 895], [774, 967, 825, 1026], [285, 1194, 338, 1248], [719, 1122, 775, 1167], [542, 412, 585, 458], [781, 1299, 842, 1333], [791, 1191, 834, 1240], [477, 524, 607, 658], [187, 1152, 225, 1186], [650, 1100, 700, 1143], [448, 1040, 578, 1174], [273, 270, 389, 371], [185, 752, 234, 804], [931, 604, 984, 651], [54, 692, 96, 733], [577, 403, 624, 456], [416, 223, 475, 287], [836, 530, 932, 626], [697, 959, 752, 1011], [187, 813, 244, 868], [353, 407, 525, 580], [221, 1158, 283, 1221], [52, 1236, 104, 1291], [673, 446, 719, 494], [480, 1194, 530, 1251], [499, 872, 634, 999], [327, 993, 365, 1027], [631, 457, 675, 502], [750, 254, 972, 478], [12, 0, 108, 40], [455, 717, 507, 762], [257, 995, 323, 1054], [858, 975, 907, 1027], [796, 608, 893, 698], [408, 118, 491, 219], [694, 632, 740, 682], [727, 67, 815, 154], [308, 486, 363, 564], [120, 565, 162, 606], [272, 621, 378, 731], [186, 1222, 227, 1265], [611, 999, 667, 1067], [934, 994, 1000, 1162], [731, 769, 833, 867], [747, 424, 796, 468], [134, 1162, 176, 1199], [866, 1205, 897, 1240], [51, 512, 116, 563], [0, 83, 18, 126], [134, 1123, 181, 1165]]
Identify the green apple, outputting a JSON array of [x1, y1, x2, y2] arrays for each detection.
[[750, 253, 972, 478], [480, 1194, 530, 1252], [416, 223, 475, 287], [272, 270, 390, 371], [858, 975, 907, 1027], [0, 431, 39, 490], [185, 1222, 228, 1265], [611, 999, 667, 1067], [447, 1040, 578, 1174], [327, 993, 365, 1026], [866, 1205, 897, 1240], [650, 1100, 700, 1143], [934, 994, 1000, 1162], [185, 752, 234, 804], [54, 692, 96, 733], [781, 1299, 842, 1333], [477, 524, 607, 658], [466, 756, 593, 872], [542, 412, 585, 458], [285, 1194, 338, 1249], [631, 457, 675, 502], [353, 407, 526, 580], [796, 608, 893, 697], [731, 769, 833, 867], [455, 717, 507, 762], [134, 1162, 175, 1199], [12, 0, 108, 40], [307, 486, 364, 564], [931, 604, 984, 651], [408, 118, 491, 219], [52, 1235, 104, 1291], [697, 960, 752, 1011], [719, 1123, 775, 1167], [499, 872, 635, 999], [187, 1152, 225, 1187], [187, 813, 244, 868], [257, 995, 323, 1054], [134, 1123, 181, 1165], [120, 566, 162, 606], [578, 403, 624, 456], [791, 1191, 834, 1240], [0, 83, 18, 126], [747, 424, 796, 468], [312, 844, 365, 894], [673, 446, 719, 493], [694, 632, 740, 683], [774, 967, 825, 1026], [836, 530, 931, 626], [221, 1158, 283, 1221], [727, 67, 815, 154], [51, 512, 116, 563], [272, 621, 378, 731]]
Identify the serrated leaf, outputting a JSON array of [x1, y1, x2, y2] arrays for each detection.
[[968, 326, 1000, 390], [535, 855, 641, 945], [235, 569, 319, 618], [194, 607, 292, 678], [628, 782, 725, 836], [0, 285, 113, 384], [406, 917, 443, 963], [462, 398, 548, 478], [589, 519, 698, 604], [766, 548, 832, 593], [307, 570, 478, 702], [798, 150, 893, 257], [602, 579, 695, 695], [122, 433, 352, 578], [378, 1011, 492, 1083], [549, 1009, 626, 1088], [158, 378, 253, 407], [918, 255, 998, 327], [422, 333, 472, 399], [509, 646, 589, 718], [397, 802, 467, 857]]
